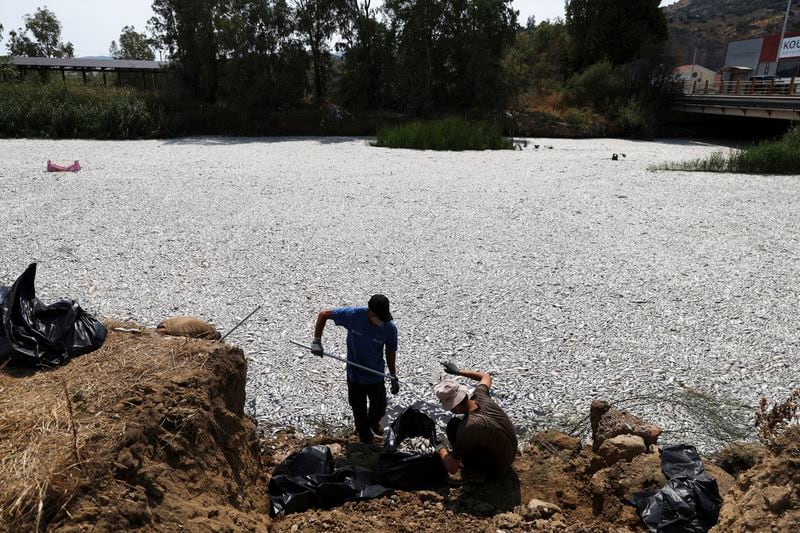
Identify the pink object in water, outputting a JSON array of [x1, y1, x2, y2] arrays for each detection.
[[47, 160, 81, 172]]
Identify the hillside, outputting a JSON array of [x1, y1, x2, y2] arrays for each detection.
[[666, 0, 800, 69]]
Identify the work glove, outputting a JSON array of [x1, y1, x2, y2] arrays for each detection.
[[390, 375, 400, 395], [311, 337, 324, 357], [442, 361, 460, 375]]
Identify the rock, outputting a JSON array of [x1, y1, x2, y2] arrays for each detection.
[[590, 400, 662, 450], [597, 435, 647, 466], [590, 452, 666, 514], [495, 512, 523, 528], [588, 454, 608, 475], [536, 430, 580, 451], [416, 490, 443, 503], [327, 443, 342, 456], [525, 498, 562, 519], [763, 485, 792, 514]]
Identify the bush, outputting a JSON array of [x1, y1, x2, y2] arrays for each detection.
[[613, 99, 654, 138], [0, 83, 159, 139], [373, 117, 513, 151], [653, 125, 800, 174], [565, 61, 626, 112]]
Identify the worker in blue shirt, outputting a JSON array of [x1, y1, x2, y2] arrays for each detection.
[[312, 294, 399, 444]]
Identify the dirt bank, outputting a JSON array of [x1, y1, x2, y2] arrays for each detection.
[[0, 322, 268, 531], [1, 323, 797, 531]]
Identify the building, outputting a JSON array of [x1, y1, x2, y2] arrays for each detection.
[[722, 32, 800, 80], [672, 64, 717, 86]]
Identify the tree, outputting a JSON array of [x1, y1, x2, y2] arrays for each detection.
[[444, 0, 518, 109], [565, 0, 666, 71], [149, 0, 222, 101], [385, 0, 517, 113], [293, 0, 337, 99], [6, 7, 74, 57], [335, 0, 396, 110], [110, 26, 155, 60]]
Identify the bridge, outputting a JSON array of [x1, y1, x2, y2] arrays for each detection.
[[670, 80, 800, 121]]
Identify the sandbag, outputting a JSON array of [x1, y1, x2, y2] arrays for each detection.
[[0, 263, 106, 366], [156, 316, 220, 339], [632, 444, 723, 533], [378, 407, 447, 490], [268, 445, 387, 516]]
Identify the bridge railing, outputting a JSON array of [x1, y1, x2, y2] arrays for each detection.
[[672, 78, 799, 97]]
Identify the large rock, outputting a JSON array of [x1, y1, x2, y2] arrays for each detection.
[[597, 435, 647, 466], [590, 400, 663, 451]]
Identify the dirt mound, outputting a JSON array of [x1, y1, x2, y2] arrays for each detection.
[[714, 427, 800, 532], [0, 322, 268, 531]]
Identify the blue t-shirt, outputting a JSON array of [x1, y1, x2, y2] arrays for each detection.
[[331, 306, 397, 384]]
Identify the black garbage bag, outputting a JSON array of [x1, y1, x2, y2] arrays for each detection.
[[378, 407, 447, 490], [268, 445, 388, 516], [0, 263, 107, 366], [632, 444, 723, 533]]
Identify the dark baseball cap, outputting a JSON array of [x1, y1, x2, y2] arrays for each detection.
[[368, 294, 393, 322]]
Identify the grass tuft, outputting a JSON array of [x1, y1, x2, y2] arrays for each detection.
[[373, 117, 513, 151], [652, 125, 800, 174]]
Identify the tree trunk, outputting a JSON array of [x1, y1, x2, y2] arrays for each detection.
[[312, 43, 323, 99]]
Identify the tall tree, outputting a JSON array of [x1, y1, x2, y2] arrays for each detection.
[[444, 0, 518, 109], [149, 0, 221, 101], [110, 26, 155, 60], [293, 0, 337, 99], [336, 0, 395, 110], [565, 0, 667, 71], [384, 0, 445, 114], [7, 7, 74, 57], [386, 0, 516, 113]]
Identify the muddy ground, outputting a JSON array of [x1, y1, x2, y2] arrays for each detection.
[[0, 327, 797, 532]]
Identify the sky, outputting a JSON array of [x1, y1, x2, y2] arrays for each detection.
[[1, 0, 682, 57]]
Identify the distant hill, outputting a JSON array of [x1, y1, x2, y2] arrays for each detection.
[[666, 0, 800, 70]]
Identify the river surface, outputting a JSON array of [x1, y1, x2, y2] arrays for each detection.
[[1, 136, 797, 450]]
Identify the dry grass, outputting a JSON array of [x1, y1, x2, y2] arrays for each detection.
[[0, 320, 219, 531], [756, 389, 800, 444]]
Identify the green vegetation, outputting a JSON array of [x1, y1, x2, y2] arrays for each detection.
[[0, 84, 159, 139], [652, 126, 800, 174], [0, 1, 672, 139], [373, 118, 513, 151]]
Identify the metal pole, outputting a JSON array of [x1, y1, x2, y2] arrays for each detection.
[[290, 340, 396, 381], [777, 0, 793, 71], [220, 305, 262, 341]]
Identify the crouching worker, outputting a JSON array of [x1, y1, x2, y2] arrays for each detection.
[[434, 362, 518, 478]]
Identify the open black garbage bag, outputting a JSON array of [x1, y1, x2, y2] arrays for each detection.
[[378, 407, 447, 490], [632, 444, 723, 533], [0, 263, 107, 366], [268, 445, 388, 516]]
